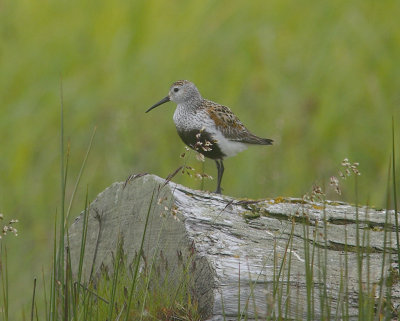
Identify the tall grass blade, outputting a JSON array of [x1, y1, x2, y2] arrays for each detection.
[[344, 213, 349, 321], [284, 219, 295, 320], [303, 216, 313, 321], [354, 175, 364, 320], [49, 213, 57, 321], [124, 188, 156, 320], [392, 117, 400, 266], [41, 267, 49, 321], [78, 283, 109, 304], [66, 241, 78, 321], [78, 187, 90, 287], [65, 127, 97, 225], [115, 302, 126, 321], [58, 77, 66, 287], [1, 245, 9, 321], [375, 161, 392, 321], [64, 247, 70, 321], [138, 199, 173, 321], [237, 260, 241, 320], [220, 291, 226, 321], [246, 263, 258, 321], [107, 237, 123, 321], [310, 222, 316, 321], [322, 207, 331, 319], [336, 255, 344, 320], [30, 278, 37, 321], [273, 221, 293, 297]]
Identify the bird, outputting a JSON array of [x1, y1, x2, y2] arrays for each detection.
[[145, 80, 273, 194]]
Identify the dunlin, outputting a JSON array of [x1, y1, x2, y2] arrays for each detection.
[[146, 80, 273, 194]]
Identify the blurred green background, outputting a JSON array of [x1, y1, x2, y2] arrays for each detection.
[[1, 0, 399, 315]]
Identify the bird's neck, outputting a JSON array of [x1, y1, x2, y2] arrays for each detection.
[[182, 96, 203, 111]]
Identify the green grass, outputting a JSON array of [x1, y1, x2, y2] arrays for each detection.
[[0, 0, 400, 317], [0, 118, 399, 319], [42, 228, 201, 321], [0, 104, 201, 320]]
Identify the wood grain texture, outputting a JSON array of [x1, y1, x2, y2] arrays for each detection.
[[67, 174, 399, 320]]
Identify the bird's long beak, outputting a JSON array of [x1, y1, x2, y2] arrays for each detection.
[[145, 96, 170, 113]]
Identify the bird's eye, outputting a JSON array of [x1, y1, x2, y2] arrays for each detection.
[[173, 87, 179, 92]]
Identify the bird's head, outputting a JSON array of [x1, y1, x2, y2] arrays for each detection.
[[146, 80, 202, 113]]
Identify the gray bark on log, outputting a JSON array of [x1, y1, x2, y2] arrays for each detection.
[[67, 174, 399, 320]]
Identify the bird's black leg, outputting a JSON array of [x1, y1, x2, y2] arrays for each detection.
[[219, 160, 224, 193], [215, 159, 224, 194]]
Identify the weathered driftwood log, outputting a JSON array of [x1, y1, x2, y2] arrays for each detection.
[[68, 174, 399, 320]]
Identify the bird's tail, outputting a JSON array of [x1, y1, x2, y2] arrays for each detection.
[[233, 133, 273, 145], [258, 137, 273, 145], [247, 132, 273, 145]]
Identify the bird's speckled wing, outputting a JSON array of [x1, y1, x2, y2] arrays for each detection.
[[203, 100, 272, 145]]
